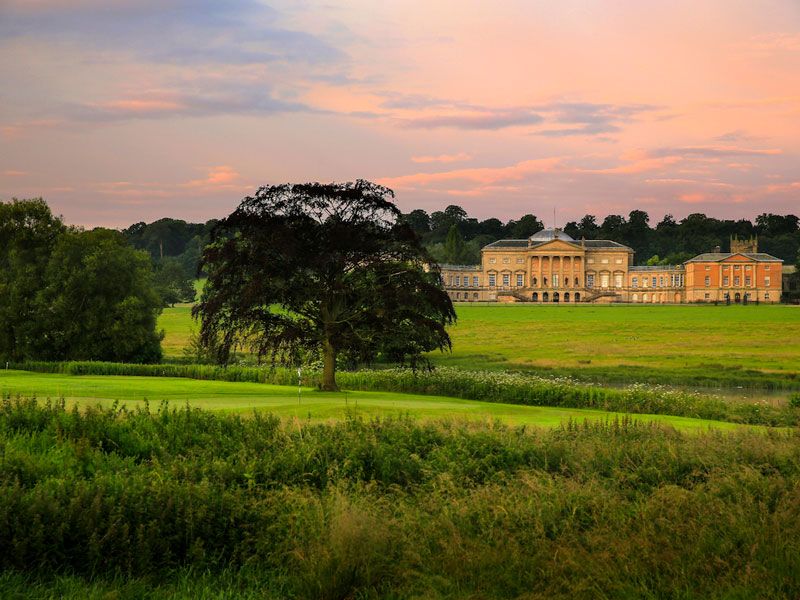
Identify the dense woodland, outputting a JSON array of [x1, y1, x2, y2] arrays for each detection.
[[122, 207, 800, 269]]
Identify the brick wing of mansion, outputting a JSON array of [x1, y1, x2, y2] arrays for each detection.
[[441, 229, 783, 304]]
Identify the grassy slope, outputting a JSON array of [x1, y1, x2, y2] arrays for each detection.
[[0, 370, 744, 431], [159, 302, 800, 387], [437, 304, 800, 376]]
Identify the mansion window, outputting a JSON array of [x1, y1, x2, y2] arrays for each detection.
[[615, 258, 623, 264], [765, 265, 771, 270], [765, 277, 771, 286], [643, 277, 649, 287], [552, 274, 560, 287], [670, 275, 675, 286], [455, 276, 460, 286], [516, 257, 524, 264], [502, 273, 510, 286], [574, 277, 579, 286], [614, 274, 623, 288], [704, 276, 710, 287], [463, 277, 469, 287], [587, 258, 595, 264], [601, 258, 609, 264], [503, 257, 510, 264], [516, 274, 524, 287], [473, 276, 479, 287], [766, 292, 770, 299], [488, 273, 496, 286], [734, 276, 741, 286], [745, 276, 751, 286], [723, 276, 729, 286], [632, 277, 638, 288], [586, 274, 595, 288], [600, 274, 610, 288], [489, 258, 496, 264], [659, 277, 664, 287], [704, 293, 710, 299]]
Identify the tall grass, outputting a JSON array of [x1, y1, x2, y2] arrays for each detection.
[[9, 360, 800, 426], [1, 398, 799, 598]]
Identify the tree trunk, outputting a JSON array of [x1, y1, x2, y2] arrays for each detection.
[[321, 338, 339, 391]]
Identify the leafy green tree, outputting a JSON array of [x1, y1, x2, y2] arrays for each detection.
[[154, 257, 197, 307], [0, 199, 66, 362], [444, 224, 467, 263], [402, 209, 431, 235], [508, 214, 544, 238], [195, 181, 456, 391], [30, 228, 163, 363]]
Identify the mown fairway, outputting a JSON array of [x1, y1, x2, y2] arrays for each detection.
[[159, 302, 800, 387], [0, 370, 745, 431]]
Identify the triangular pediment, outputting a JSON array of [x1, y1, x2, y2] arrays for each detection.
[[721, 253, 755, 263], [529, 239, 583, 252]]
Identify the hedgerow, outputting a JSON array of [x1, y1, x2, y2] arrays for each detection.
[[9, 361, 800, 426]]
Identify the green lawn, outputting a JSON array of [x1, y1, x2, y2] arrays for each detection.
[[160, 302, 800, 387], [0, 370, 745, 431]]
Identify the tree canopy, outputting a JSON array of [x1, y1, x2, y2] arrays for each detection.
[[194, 181, 456, 391], [0, 199, 164, 363]]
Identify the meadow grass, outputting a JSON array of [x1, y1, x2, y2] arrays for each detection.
[[437, 303, 800, 387], [158, 303, 800, 388], [1, 398, 799, 599], [0, 370, 745, 431]]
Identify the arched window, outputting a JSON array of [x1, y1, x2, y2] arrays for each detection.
[[564, 292, 570, 302], [574, 292, 581, 302], [532, 277, 538, 286], [473, 292, 479, 299], [553, 292, 560, 303], [456, 292, 460, 300], [632, 293, 639, 303], [532, 292, 539, 302], [543, 292, 549, 302]]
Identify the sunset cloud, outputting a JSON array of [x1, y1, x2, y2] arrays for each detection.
[[411, 152, 473, 164], [2, 0, 799, 225]]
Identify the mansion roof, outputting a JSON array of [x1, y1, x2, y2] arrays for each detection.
[[685, 252, 782, 263], [483, 238, 631, 250]]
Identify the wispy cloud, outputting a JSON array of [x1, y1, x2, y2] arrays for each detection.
[[66, 87, 314, 122], [411, 152, 473, 164], [0, 0, 344, 66], [400, 110, 543, 130]]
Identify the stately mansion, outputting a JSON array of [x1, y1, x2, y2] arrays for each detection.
[[441, 229, 783, 304]]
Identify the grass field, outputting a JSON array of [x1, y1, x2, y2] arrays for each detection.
[[0, 370, 747, 431], [159, 302, 800, 388]]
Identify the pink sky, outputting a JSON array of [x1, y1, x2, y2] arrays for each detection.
[[1, 0, 799, 227]]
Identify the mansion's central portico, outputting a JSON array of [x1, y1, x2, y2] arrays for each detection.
[[441, 229, 781, 304]]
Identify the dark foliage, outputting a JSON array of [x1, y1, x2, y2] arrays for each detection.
[[0, 199, 164, 363], [194, 181, 456, 390]]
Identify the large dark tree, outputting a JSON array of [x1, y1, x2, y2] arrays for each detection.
[[0, 199, 65, 361], [195, 181, 456, 391], [29, 228, 164, 363]]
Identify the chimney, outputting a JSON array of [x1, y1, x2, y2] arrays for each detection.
[[713, 245, 721, 253]]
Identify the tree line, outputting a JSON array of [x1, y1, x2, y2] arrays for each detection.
[[400, 205, 800, 266], [0, 199, 165, 363]]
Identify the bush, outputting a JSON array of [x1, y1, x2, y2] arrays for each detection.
[[1, 398, 800, 598]]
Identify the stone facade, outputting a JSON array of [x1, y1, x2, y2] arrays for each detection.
[[441, 229, 783, 304]]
